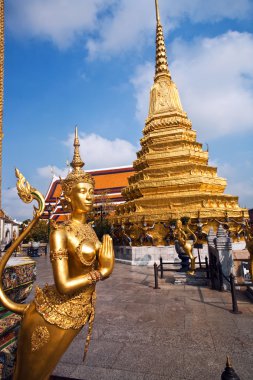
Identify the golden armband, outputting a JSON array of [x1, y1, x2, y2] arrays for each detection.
[[50, 248, 68, 262]]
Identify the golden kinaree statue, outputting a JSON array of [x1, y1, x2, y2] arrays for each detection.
[[0, 128, 114, 380]]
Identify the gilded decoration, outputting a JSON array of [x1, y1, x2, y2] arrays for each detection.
[[31, 326, 50, 352], [50, 248, 68, 262], [64, 220, 99, 244], [149, 80, 183, 116], [34, 285, 96, 330]]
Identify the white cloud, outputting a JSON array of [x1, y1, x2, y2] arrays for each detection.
[[2, 187, 34, 221], [7, 0, 252, 52], [131, 31, 253, 140], [64, 132, 138, 169], [228, 180, 253, 208], [171, 31, 253, 140], [168, 0, 252, 22], [131, 62, 154, 123], [37, 165, 68, 179], [86, 0, 155, 59], [87, 0, 252, 59], [7, 0, 115, 49]]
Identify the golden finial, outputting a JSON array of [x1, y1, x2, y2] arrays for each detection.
[[70, 126, 84, 171], [60, 127, 94, 198], [155, 0, 160, 23], [154, 0, 171, 80]]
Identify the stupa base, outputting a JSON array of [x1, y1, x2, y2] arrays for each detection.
[[114, 241, 245, 266]]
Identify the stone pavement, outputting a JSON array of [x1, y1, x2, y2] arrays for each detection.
[[29, 255, 253, 380]]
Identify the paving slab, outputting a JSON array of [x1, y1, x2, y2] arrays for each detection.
[[28, 255, 253, 380]]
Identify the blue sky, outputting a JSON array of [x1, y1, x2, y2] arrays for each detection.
[[3, 0, 253, 220]]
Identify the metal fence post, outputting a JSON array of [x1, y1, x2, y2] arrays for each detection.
[[210, 258, 215, 290], [218, 262, 224, 292], [154, 263, 160, 289], [205, 256, 209, 279], [197, 248, 202, 269], [229, 274, 241, 314], [160, 257, 164, 279]]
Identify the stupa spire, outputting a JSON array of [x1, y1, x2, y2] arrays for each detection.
[[148, 0, 183, 117], [155, 0, 160, 23], [70, 126, 84, 172], [155, 0, 171, 80]]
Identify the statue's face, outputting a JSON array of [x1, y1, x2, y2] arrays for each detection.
[[70, 182, 94, 213]]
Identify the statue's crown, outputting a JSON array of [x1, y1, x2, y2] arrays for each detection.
[[60, 127, 95, 195]]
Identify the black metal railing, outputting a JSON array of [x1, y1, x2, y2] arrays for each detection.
[[153, 256, 209, 289], [154, 253, 252, 315], [213, 263, 253, 314]]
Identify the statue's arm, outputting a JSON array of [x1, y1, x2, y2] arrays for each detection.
[[179, 229, 187, 241], [50, 229, 95, 295]]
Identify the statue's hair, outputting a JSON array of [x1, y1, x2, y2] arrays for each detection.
[[60, 171, 95, 197]]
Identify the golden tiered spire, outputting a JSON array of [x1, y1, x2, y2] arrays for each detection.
[[155, 0, 171, 80], [114, 0, 247, 244], [70, 126, 85, 172], [148, 0, 183, 117]]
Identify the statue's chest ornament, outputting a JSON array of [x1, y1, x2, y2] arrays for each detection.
[[66, 222, 99, 266]]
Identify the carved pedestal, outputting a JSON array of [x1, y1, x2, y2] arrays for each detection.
[[0, 257, 36, 379]]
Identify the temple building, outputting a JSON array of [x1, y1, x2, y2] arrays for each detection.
[[43, 166, 134, 222], [114, 0, 247, 230]]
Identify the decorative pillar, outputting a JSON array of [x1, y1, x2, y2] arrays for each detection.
[[207, 227, 216, 248], [0, 0, 4, 210], [214, 225, 233, 279]]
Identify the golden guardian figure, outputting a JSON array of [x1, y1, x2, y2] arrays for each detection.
[[174, 219, 197, 275], [0, 128, 114, 380]]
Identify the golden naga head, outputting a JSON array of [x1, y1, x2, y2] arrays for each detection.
[[60, 127, 95, 208]]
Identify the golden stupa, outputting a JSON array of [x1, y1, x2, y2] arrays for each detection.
[[115, 0, 247, 235]]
